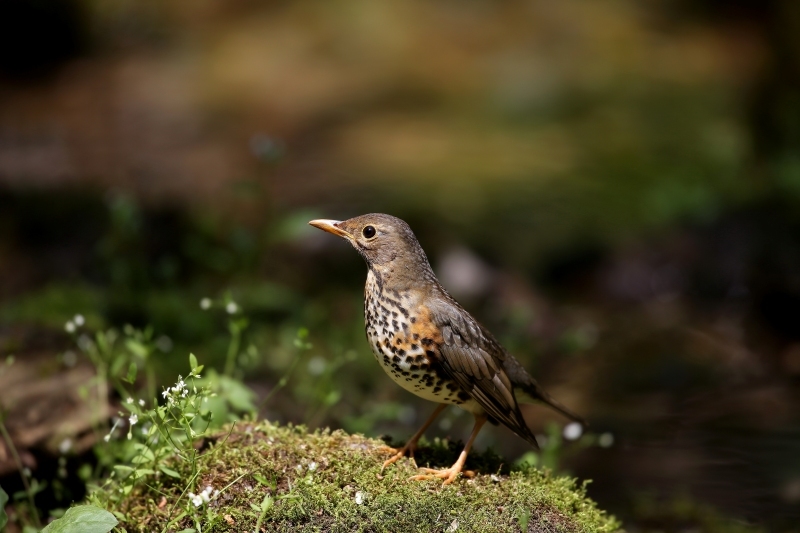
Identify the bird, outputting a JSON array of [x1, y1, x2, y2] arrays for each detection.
[[309, 213, 585, 485]]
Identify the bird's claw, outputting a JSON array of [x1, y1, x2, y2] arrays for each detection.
[[379, 444, 417, 473], [408, 466, 475, 486]]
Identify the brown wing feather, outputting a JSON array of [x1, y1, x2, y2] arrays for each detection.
[[429, 300, 540, 449]]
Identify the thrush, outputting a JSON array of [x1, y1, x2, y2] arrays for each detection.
[[309, 213, 585, 485]]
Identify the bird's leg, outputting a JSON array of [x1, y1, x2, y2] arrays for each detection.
[[409, 413, 487, 486], [381, 403, 448, 472]]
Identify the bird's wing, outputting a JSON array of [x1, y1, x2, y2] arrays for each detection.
[[427, 298, 540, 448]]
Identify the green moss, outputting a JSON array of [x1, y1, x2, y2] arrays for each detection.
[[106, 422, 620, 532]]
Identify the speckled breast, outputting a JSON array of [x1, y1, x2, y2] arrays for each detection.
[[363, 270, 471, 406]]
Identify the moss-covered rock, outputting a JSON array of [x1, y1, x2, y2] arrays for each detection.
[[109, 422, 620, 532]]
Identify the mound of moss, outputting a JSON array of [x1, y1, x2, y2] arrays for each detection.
[[109, 422, 620, 532]]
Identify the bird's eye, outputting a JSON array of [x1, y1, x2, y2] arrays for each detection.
[[362, 225, 376, 239]]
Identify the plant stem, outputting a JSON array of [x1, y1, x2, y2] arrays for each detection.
[[0, 409, 42, 528], [224, 321, 242, 377]]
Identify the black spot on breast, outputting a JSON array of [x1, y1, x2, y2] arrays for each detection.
[[396, 338, 402, 345], [410, 364, 419, 371], [397, 349, 405, 356], [457, 391, 470, 402], [392, 355, 400, 363], [410, 317, 416, 323], [402, 371, 410, 377], [411, 373, 419, 378], [413, 333, 419, 340], [421, 338, 434, 347], [410, 344, 418, 351], [433, 386, 442, 393], [392, 311, 397, 318], [426, 350, 436, 358]]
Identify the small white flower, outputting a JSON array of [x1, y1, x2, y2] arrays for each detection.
[[162, 390, 170, 399], [77, 334, 93, 351], [129, 414, 138, 425], [138, 399, 145, 406], [103, 434, 111, 442], [126, 397, 134, 404], [307, 356, 327, 376], [295, 464, 303, 473], [189, 492, 204, 507], [446, 519, 459, 532], [355, 491, 364, 505], [73, 314, 85, 326], [62, 350, 77, 367], [308, 461, 317, 472], [64, 321, 76, 333], [563, 422, 583, 441], [58, 438, 73, 454], [200, 298, 212, 310], [598, 432, 614, 448], [226, 302, 238, 314]]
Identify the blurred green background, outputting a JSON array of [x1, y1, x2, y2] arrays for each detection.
[[1, 0, 799, 531]]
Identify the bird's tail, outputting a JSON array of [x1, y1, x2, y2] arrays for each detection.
[[518, 382, 587, 427]]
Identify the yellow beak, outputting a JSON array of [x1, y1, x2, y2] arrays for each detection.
[[308, 219, 352, 239]]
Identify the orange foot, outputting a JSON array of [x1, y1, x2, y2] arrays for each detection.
[[378, 444, 418, 472], [408, 465, 476, 486]]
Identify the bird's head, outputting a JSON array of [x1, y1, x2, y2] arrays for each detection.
[[309, 213, 433, 279]]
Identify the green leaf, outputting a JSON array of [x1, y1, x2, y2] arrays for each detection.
[[189, 353, 198, 371], [124, 362, 138, 384], [260, 494, 273, 512], [131, 443, 155, 461], [125, 339, 149, 358], [41, 505, 117, 533], [324, 390, 341, 406], [252, 473, 267, 485], [0, 485, 8, 530], [159, 466, 181, 478], [220, 376, 257, 412]]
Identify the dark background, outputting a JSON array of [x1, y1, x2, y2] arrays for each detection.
[[1, 0, 799, 531]]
